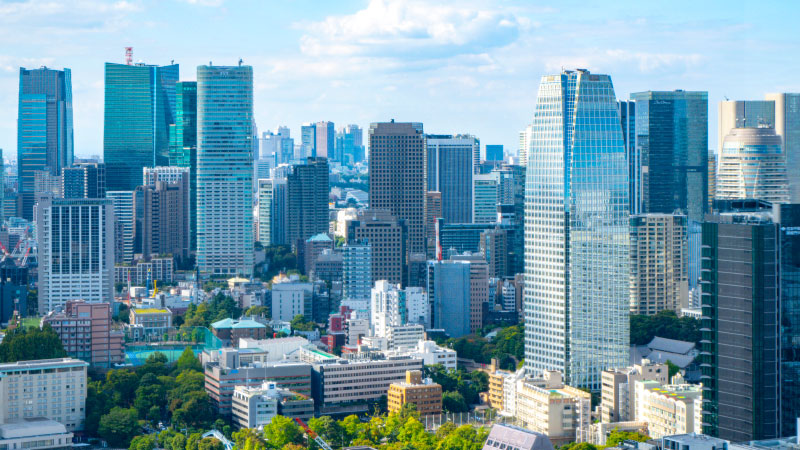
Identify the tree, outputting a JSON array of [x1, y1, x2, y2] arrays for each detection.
[[177, 347, 202, 373], [0, 324, 66, 362], [630, 310, 701, 345], [140, 351, 169, 377], [263, 416, 303, 449], [105, 369, 139, 407], [129, 435, 156, 450], [604, 428, 649, 448], [436, 425, 487, 450], [442, 391, 468, 413], [98, 407, 140, 447], [290, 314, 314, 331], [309, 416, 342, 445], [665, 360, 680, 379]]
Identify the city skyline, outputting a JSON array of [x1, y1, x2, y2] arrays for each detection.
[[1, 0, 799, 158]]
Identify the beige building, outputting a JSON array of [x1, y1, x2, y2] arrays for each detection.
[[514, 371, 592, 446], [635, 379, 702, 438], [0, 358, 88, 431], [629, 214, 688, 315], [600, 359, 669, 423], [43, 300, 124, 368], [716, 127, 789, 203], [387, 370, 442, 416], [346, 209, 407, 286]]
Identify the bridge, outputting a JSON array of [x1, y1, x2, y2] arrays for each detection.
[[202, 430, 234, 450]]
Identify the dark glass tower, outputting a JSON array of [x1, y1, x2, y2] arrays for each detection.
[[169, 81, 197, 251], [17, 67, 74, 219], [779, 203, 800, 436], [103, 62, 178, 191]]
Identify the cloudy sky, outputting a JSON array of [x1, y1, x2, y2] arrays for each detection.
[[1, 0, 798, 159]]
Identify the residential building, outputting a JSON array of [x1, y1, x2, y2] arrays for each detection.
[[0, 418, 74, 450], [114, 256, 174, 285], [61, 163, 105, 199], [482, 424, 554, 450], [0, 358, 88, 431], [473, 172, 499, 224], [514, 371, 592, 446], [342, 242, 371, 304], [700, 204, 780, 441], [300, 233, 333, 276], [36, 198, 115, 313], [426, 135, 476, 224], [346, 209, 407, 286], [231, 382, 314, 429], [43, 301, 124, 368], [485, 145, 504, 162], [135, 178, 190, 262], [271, 280, 313, 322], [370, 280, 429, 338], [211, 318, 267, 346], [387, 370, 442, 416], [103, 62, 178, 191], [369, 121, 426, 255], [313, 249, 343, 283], [106, 190, 135, 263], [524, 70, 630, 389], [196, 64, 254, 277], [168, 81, 198, 251], [600, 360, 669, 423], [287, 158, 330, 246], [18, 67, 73, 220], [630, 214, 688, 315], [635, 379, 702, 438], [716, 127, 789, 203], [257, 179, 273, 245]]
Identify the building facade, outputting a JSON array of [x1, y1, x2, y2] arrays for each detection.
[[426, 135, 476, 224], [61, 162, 105, 199], [387, 370, 442, 416], [346, 209, 407, 287], [168, 81, 198, 251], [43, 301, 124, 368], [287, 158, 330, 246], [716, 127, 789, 203]]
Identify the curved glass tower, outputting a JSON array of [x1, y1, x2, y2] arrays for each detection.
[[524, 69, 630, 389]]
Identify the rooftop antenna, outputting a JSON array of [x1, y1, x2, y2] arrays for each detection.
[[125, 47, 133, 65], [238, 58, 243, 66], [724, 95, 729, 101]]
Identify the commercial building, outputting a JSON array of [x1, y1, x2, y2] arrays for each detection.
[[342, 242, 371, 304], [211, 318, 267, 346], [287, 158, 330, 246], [0, 418, 74, 450], [778, 204, 800, 435], [524, 70, 630, 389], [103, 61, 178, 191], [426, 135, 476, 224], [43, 301, 124, 368], [257, 179, 273, 245], [427, 259, 471, 337], [629, 214, 688, 315], [473, 172, 500, 224], [635, 379, 702, 438], [270, 177, 289, 245], [600, 359, 669, 423], [662, 434, 730, 450], [451, 252, 489, 331], [368, 121, 426, 255], [0, 358, 88, 431], [17, 67, 74, 220], [135, 177, 190, 262], [271, 280, 313, 322], [335, 124, 364, 165], [61, 162, 105, 199], [114, 256, 174, 285], [716, 127, 789, 203], [106, 190, 136, 263], [168, 81, 198, 251], [700, 204, 780, 441], [387, 370, 442, 416], [231, 382, 314, 429], [370, 280, 429, 338], [346, 209, 406, 286], [36, 198, 115, 313], [0, 261, 27, 327]]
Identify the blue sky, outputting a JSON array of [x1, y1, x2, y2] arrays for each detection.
[[1, 0, 798, 158]]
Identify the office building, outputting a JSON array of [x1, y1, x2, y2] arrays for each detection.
[[426, 135, 476, 224], [257, 179, 273, 245], [168, 81, 197, 250], [43, 301, 124, 368], [630, 214, 688, 315], [635, 379, 702, 438], [369, 121, 426, 255], [708, 149, 717, 210], [778, 204, 800, 435], [0, 261, 27, 326], [103, 62, 178, 191], [287, 158, 330, 246], [271, 178, 288, 245], [231, 382, 314, 429], [36, 198, 115, 313], [260, 127, 294, 165], [17, 67, 74, 220], [485, 144, 504, 161], [342, 242, 371, 304], [480, 227, 511, 279], [196, 64, 254, 277], [106, 190, 136, 263], [0, 358, 88, 431], [619, 100, 639, 214], [314, 121, 335, 159], [135, 178, 190, 262], [61, 162, 105, 199], [300, 123, 315, 159], [765, 94, 800, 202], [473, 172, 499, 224], [299, 233, 333, 276], [271, 280, 313, 322], [425, 191, 442, 253], [700, 206, 779, 441], [716, 127, 789, 203], [600, 360, 669, 423], [346, 209, 407, 286], [114, 256, 174, 285], [335, 124, 364, 165], [662, 434, 729, 450], [427, 259, 471, 338], [524, 70, 630, 389], [387, 370, 442, 416], [451, 253, 489, 332]]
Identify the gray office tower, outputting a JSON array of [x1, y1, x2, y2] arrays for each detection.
[[287, 158, 330, 246], [18, 67, 74, 220], [701, 200, 779, 442], [62, 163, 105, 199], [426, 135, 475, 224]]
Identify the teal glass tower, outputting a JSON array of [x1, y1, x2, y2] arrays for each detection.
[[17, 67, 74, 219], [169, 81, 198, 251], [196, 64, 254, 277], [524, 69, 630, 389], [103, 62, 178, 191]]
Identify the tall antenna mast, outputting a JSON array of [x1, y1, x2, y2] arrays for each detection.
[[125, 47, 133, 65]]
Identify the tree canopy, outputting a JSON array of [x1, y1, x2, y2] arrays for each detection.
[[630, 310, 701, 345], [0, 324, 66, 362]]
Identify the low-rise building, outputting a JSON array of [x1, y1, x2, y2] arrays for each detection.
[[514, 371, 592, 446], [0, 418, 74, 450], [271, 279, 313, 322], [482, 424, 554, 450], [387, 370, 442, 416], [237, 337, 309, 362], [384, 340, 457, 370], [635, 380, 702, 438], [211, 318, 267, 346], [601, 359, 669, 423], [662, 433, 729, 450], [0, 358, 88, 431], [128, 308, 172, 341], [43, 301, 124, 368], [231, 382, 314, 429]]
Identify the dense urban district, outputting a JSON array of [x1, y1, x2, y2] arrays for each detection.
[[0, 49, 799, 450]]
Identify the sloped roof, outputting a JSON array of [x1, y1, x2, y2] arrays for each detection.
[[647, 336, 695, 355], [211, 318, 266, 330]]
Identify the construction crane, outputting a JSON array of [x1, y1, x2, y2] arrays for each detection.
[[294, 418, 333, 450], [125, 47, 133, 65]]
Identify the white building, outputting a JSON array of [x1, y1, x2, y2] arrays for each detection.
[[238, 336, 309, 362], [0, 358, 88, 431], [271, 281, 312, 322], [601, 359, 669, 423], [0, 418, 74, 450], [370, 281, 430, 338], [36, 198, 115, 313], [257, 178, 273, 245], [635, 379, 703, 438], [231, 382, 313, 429]]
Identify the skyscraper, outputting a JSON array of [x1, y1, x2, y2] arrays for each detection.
[[473, 172, 499, 224], [103, 62, 178, 191], [135, 178, 190, 262], [62, 162, 105, 199], [426, 135, 475, 224], [17, 67, 74, 219], [778, 203, 800, 436], [618, 100, 639, 214], [369, 121, 426, 255], [716, 127, 788, 203], [106, 191, 135, 263], [765, 94, 800, 203], [196, 64, 254, 277], [287, 158, 330, 246], [346, 209, 407, 287], [257, 178, 273, 245], [524, 69, 630, 389], [315, 121, 335, 159], [168, 81, 197, 251], [301, 123, 315, 159], [335, 124, 364, 165]]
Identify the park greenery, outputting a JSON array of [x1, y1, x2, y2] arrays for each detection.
[[257, 245, 297, 281], [0, 323, 66, 362], [560, 428, 650, 450], [183, 294, 243, 328], [436, 325, 524, 371], [424, 364, 489, 413], [629, 310, 701, 345]]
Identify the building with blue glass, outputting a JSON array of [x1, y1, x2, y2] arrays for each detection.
[[335, 124, 364, 165], [485, 144, 504, 161], [426, 134, 475, 224], [524, 69, 630, 389], [17, 67, 74, 219], [103, 62, 178, 191], [196, 64, 254, 277], [169, 81, 197, 251]]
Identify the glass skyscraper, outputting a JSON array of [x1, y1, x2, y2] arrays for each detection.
[[196, 64, 254, 277], [17, 67, 74, 219], [103, 62, 178, 191], [169, 81, 197, 251], [779, 204, 800, 436], [426, 134, 475, 224], [524, 69, 630, 389]]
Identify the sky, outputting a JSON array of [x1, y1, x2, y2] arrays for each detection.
[[1, 0, 799, 159]]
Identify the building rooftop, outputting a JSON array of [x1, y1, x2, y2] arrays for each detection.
[[483, 424, 554, 450], [307, 233, 332, 242], [132, 308, 170, 315], [648, 337, 696, 355], [211, 318, 267, 330], [0, 358, 87, 372], [0, 417, 68, 439]]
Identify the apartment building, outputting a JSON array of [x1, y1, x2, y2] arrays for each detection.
[[600, 359, 669, 423], [42, 301, 124, 368], [231, 382, 313, 429], [635, 379, 702, 438], [387, 370, 442, 416]]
